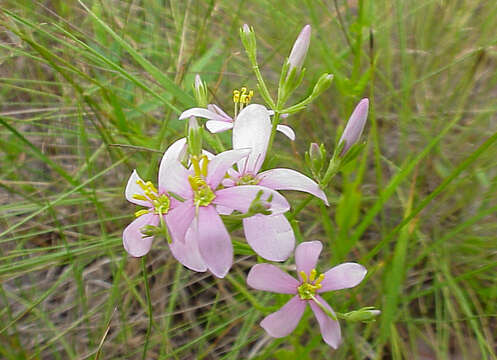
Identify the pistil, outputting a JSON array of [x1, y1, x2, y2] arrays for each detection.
[[297, 268, 325, 300]]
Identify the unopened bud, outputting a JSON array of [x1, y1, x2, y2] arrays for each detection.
[[240, 24, 257, 62], [140, 225, 159, 238], [193, 74, 208, 107], [288, 25, 311, 71], [342, 307, 381, 322], [187, 117, 203, 157], [338, 98, 369, 155], [306, 142, 326, 178]]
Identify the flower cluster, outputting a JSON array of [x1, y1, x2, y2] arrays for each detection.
[[123, 24, 377, 348]]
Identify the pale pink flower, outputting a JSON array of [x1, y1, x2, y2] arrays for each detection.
[[159, 139, 290, 278], [123, 138, 205, 273], [339, 98, 369, 154], [179, 104, 295, 140], [222, 104, 328, 262], [247, 241, 367, 348]]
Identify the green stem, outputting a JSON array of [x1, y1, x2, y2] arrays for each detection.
[[265, 111, 281, 160], [252, 64, 275, 109], [141, 257, 153, 360], [310, 295, 338, 321]]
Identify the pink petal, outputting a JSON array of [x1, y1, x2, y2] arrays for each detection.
[[206, 120, 234, 133], [232, 104, 271, 174], [194, 206, 232, 278], [309, 295, 341, 348], [179, 107, 227, 122], [122, 213, 158, 257], [160, 161, 193, 199], [216, 205, 233, 215], [243, 214, 295, 261], [213, 185, 290, 215], [125, 170, 152, 207], [208, 104, 232, 120], [158, 138, 192, 196], [318, 263, 367, 292], [206, 149, 251, 189], [276, 124, 296, 141], [295, 241, 323, 279], [257, 168, 329, 205], [247, 263, 298, 293], [169, 226, 207, 272], [164, 200, 195, 243], [260, 296, 306, 338]]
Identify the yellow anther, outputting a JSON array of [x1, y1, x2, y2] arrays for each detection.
[[144, 190, 157, 201], [136, 179, 148, 191], [145, 181, 158, 193], [132, 194, 148, 201], [299, 270, 308, 283], [135, 209, 150, 218], [201, 154, 209, 177], [310, 268, 317, 282], [315, 273, 325, 285], [233, 90, 240, 103]]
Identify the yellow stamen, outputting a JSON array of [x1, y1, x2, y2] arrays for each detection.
[[132, 194, 148, 201], [310, 268, 317, 282], [299, 270, 308, 283], [135, 209, 150, 218], [297, 268, 326, 300]]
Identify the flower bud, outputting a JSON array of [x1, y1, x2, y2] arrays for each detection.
[[193, 74, 208, 108], [313, 73, 334, 96], [187, 117, 203, 157], [288, 25, 311, 71], [240, 24, 257, 62], [306, 142, 326, 178], [338, 98, 369, 155], [342, 307, 381, 322]]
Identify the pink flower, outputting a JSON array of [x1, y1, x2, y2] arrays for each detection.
[[247, 241, 367, 348], [159, 139, 290, 278], [339, 98, 369, 155], [123, 139, 211, 272], [179, 103, 295, 140], [222, 104, 328, 262]]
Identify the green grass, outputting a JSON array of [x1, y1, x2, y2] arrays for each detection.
[[1, 0, 497, 358]]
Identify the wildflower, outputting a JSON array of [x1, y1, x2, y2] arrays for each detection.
[[222, 104, 328, 261], [247, 241, 367, 348], [160, 139, 290, 278], [123, 139, 208, 271], [338, 98, 369, 155], [179, 87, 295, 140], [288, 24, 311, 71]]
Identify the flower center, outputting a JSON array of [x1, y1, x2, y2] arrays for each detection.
[[297, 268, 325, 300], [133, 179, 171, 217], [233, 86, 254, 117], [189, 175, 216, 207], [236, 173, 260, 185]]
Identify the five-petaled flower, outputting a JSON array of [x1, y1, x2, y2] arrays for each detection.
[[221, 104, 329, 262], [179, 87, 295, 140], [247, 241, 367, 348], [160, 138, 290, 278]]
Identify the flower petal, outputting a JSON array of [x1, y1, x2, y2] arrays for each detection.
[[339, 98, 369, 154], [257, 168, 328, 205], [295, 241, 323, 279], [195, 206, 232, 278], [260, 296, 306, 338], [232, 104, 271, 174], [213, 185, 290, 215], [122, 213, 158, 257], [160, 161, 193, 199], [125, 170, 152, 207], [247, 263, 298, 293], [164, 200, 195, 243], [179, 107, 227, 122], [243, 214, 295, 261], [309, 295, 341, 348], [206, 149, 250, 189], [206, 120, 234, 133], [207, 104, 232, 120], [169, 226, 207, 272], [158, 138, 190, 195], [319, 263, 367, 292], [276, 124, 296, 141]]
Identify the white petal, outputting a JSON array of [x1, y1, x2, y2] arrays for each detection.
[[276, 124, 296, 141]]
